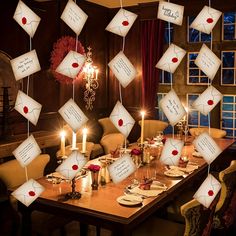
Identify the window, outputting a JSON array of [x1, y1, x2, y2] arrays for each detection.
[[221, 51, 236, 85], [159, 70, 171, 84], [187, 94, 209, 128], [187, 52, 211, 84], [188, 16, 211, 43], [221, 95, 236, 138], [164, 22, 173, 44], [223, 12, 236, 41]]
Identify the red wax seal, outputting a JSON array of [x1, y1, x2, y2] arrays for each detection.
[[72, 62, 79, 68], [122, 21, 129, 26], [206, 18, 214, 23], [172, 57, 178, 63], [207, 100, 214, 105], [208, 190, 214, 196], [23, 106, 28, 114], [28, 191, 35, 197], [72, 165, 78, 170], [22, 17, 27, 25], [172, 150, 178, 156], [118, 119, 123, 126]]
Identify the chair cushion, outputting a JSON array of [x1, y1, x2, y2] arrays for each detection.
[[98, 117, 119, 137], [189, 127, 226, 138]]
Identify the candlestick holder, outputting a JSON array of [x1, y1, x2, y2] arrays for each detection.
[[64, 177, 81, 200]]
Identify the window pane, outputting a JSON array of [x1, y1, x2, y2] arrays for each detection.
[[223, 104, 234, 111], [224, 12, 235, 24], [164, 71, 171, 83], [188, 111, 198, 125], [201, 32, 211, 42], [223, 96, 234, 103], [200, 114, 209, 126], [222, 52, 234, 67], [224, 25, 235, 40], [222, 112, 233, 118], [226, 129, 234, 137], [189, 29, 199, 42], [189, 53, 198, 60], [222, 118, 233, 128], [222, 69, 234, 84], [189, 60, 197, 68], [189, 69, 199, 76], [188, 95, 199, 106], [200, 77, 209, 83], [189, 77, 199, 83]]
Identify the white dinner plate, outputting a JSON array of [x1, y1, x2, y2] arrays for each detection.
[[164, 169, 185, 177], [116, 195, 143, 206]]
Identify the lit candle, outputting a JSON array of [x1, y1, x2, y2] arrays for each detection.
[[140, 111, 145, 146], [95, 69, 99, 80], [72, 131, 77, 149], [82, 128, 88, 153], [60, 130, 66, 157]]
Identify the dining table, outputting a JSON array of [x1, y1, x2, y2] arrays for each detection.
[[17, 137, 235, 236]]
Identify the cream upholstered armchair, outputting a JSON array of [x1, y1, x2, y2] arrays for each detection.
[[138, 119, 168, 141], [189, 127, 227, 139], [98, 117, 120, 137]]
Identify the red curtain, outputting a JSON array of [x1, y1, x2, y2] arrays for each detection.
[[141, 19, 164, 118]]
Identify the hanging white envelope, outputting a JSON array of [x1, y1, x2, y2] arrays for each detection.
[[160, 138, 184, 166], [61, 0, 88, 35], [159, 89, 186, 126], [195, 44, 221, 80], [10, 50, 41, 81], [13, 0, 41, 38], [109, 101, 135, 138], [105, 8, 137, 37], [108, 51, 137, 88], [194, 174, 221, 208], [108, 154, 136, 184], [12, 179, 45, 207], [56, 151, 87, 180], [192, 85, 222, 116], [55, 50, 86, 79], [193, 132, 222, 164], [15, 90, 42, 126], [13, 135, 41, 168], [190, 6, 222, 34], [157, 1, 184, 26], [59, 98, 88, 132], [156, 44, 186, 74]]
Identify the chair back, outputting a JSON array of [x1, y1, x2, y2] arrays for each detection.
[[181, 198, 218, 236], [98, 117, 119, 137], [189, 127, 226, 139], [213, 160, 236, 229]]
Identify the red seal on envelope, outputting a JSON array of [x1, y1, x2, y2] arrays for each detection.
[[72, 164, 78, 170], [206, 18, 214, 23], [23, 106, 28, 114], [22, 17, 27, 25], [207, 100, 214, 105], [118, 119, 123, 126], [208, 190, 214, 196], [122, 20, 129, 26], [172, 150, 178, 156], [172, 57, 178, 63], [28, 191, 36, 197], [72, 62, 79, 68]]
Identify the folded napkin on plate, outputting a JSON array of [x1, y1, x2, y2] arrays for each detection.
[[192, 151, 202, 157], [170, 164, 198, 173], [129, 185, 166, 197]]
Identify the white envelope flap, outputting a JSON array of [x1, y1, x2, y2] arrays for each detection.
[[160, 138, 184, 166], [109, 101, 135, 138], [13, 0, 41, 38], [56, 50, 86, 79], [193, 132, 222, 164], [194, 174, 221, 208], [56, 151, 87, 180], [12, 179, 45, 207], [108, 51, 137, 88], [105, 8, 138, 37], [61, 0, 88, 35]]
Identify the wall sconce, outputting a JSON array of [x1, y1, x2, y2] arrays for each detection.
[[82, 46, 99, 110]]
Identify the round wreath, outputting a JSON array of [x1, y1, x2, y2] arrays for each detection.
[[50, 36, 85, 84]]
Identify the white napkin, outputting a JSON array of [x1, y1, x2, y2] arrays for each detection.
[[170, 164, 199, 173], [129, 186, 165, 197]]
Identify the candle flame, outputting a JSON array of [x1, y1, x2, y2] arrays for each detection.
[[82, 128, 88, 134], [140, 110, 145, 117], [60, 130, 66, 137]]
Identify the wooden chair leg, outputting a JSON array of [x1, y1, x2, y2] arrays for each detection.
[[96, 226, 100, 236]]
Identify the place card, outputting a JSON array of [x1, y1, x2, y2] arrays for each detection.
[[15, 90, 42, 126], [55, 50, 86, 79], [56, 151, 87, 180], [160, 138, 184, 166], [108, 154, 136, 184], [159, 89, 186, 126], [109, 101, 135, 138], [13, 135, 41, 168], [194, 174, 221, 208], [155, 44, 186, 73], [195, 44, 221, 80], [192, 85, 222, 116], [108, 51, 137, 88], [59, 98, 88, 132], [12, 179, 45, 207], [13, 0, 41, 38], [190, 6, 222, 34], [105, 8, 137, 37], [193, 132, 222, 164], [61, 0, 88, 35], [157, 1, 184, 26], [10, 50, 41, 81]]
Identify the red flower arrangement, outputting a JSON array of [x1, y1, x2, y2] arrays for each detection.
[[50, 36, 85, 84], [131, 148, 142, 156], [87, 164, 101, 172]]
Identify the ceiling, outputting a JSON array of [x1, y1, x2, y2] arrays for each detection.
[[86, 0, 162, 8]]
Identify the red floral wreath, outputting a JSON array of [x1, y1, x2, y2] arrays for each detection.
[[50, 36, 85, 84]]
